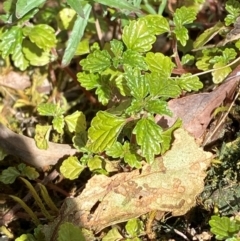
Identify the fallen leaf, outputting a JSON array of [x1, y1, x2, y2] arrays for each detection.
[[156, 65, 240, 139], [43, 128, 212, 237], [0, 71, 30, 90], [0, 124, 77, 169]]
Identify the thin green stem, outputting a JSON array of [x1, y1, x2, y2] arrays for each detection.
[[185, 56, 240, 79], [158, 0, 167, 15]]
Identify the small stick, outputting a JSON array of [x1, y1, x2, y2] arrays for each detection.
[[202, 90, 240, 146], [173, 228, 190, 241]]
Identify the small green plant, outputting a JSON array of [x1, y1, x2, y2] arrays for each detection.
[[209, 215, 240, 241], [0, 163, 39, 184], [36, 11, 204, 179], [73, 13, 202, 174], [2, 0, 240, 240]]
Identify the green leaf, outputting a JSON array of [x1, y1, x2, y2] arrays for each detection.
[[95, 76, 112, 105], [161, 119, 182, 154], [145, 52, 174, 76], [35, 6, 55, 23], [75, 39, 90, 56], [124, 68, 148, 99], [78, 72, 110, 105], [0, 26, 22, 58], [52, 115, 65, 134], [12, 43, 29, 70], [37, 103, 65, 116], [196, 48, 219, 71], [106, 141, 124, 158], [0, 146, 7, 161], [66, 0, 85, 17], [33, 225, 45, 241], [77, 72, 99, 90], [173, 6, 197, 46], [225, 0, 240, 26], [2, 0, 15, 20], [143, 14, 170, 35], [146, 72, 181, 98], [193, 22, 224, 49], [80, 49, 111, 73], [17, 163, 39, 180], [94, 0, 140, 13], [174, 26, 189, 46], [114, 74, 130, 96], [209, 215, 240, 240], [122, 50, 148, 70], [65, 111, 86, 133], [122, 142, 141, 168], [125, 218, 144, 238], [87, 111, 126, 153], [126, 99, 144, 114], [22, 39, 52, 66], [16, 0, 46, 19], [210, 48, 237, 64], [106, 142, 141, 168], [26, 24, 57, 51], [0, 167, 20, 184], [73, 131, 88, 151], [176, 74, 203, 91], [133, 118, 162, 163], [145, 99, 172, 116], [102, 227, 123, 241], [62, 4, 92, 66], [60, 156, 85, 180], [181, 54, 194, 66], [122, 19, 156, 52], [34, 125, 51, 150], [110, 39, 124, 57], [124, 152, 141, 168], [57, 8, 77, 30], [209, 48, 237, 83], [235, 39, 240, 50], [212, 65, 232, 84], [3, 0, 13, 14], [173, 6, 197, 26], [88, 156, 104, 172], [15, 234, 36, 241], [58, 222, 86, 241]]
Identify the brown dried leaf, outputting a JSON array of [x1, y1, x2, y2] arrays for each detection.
[[43, 128, 212, 237], [156, 66, 240, 138], [0, 71, 30, 90]]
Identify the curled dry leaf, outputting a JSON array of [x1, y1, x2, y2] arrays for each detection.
[[43, 128, 212, 238]]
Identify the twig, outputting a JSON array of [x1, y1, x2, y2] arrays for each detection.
[[172, 38, 182, 70], [173, 228, 190, 241], [202, 90, 240, 146], [187, 56, 240, 79], [92, 4, 104, 48]]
